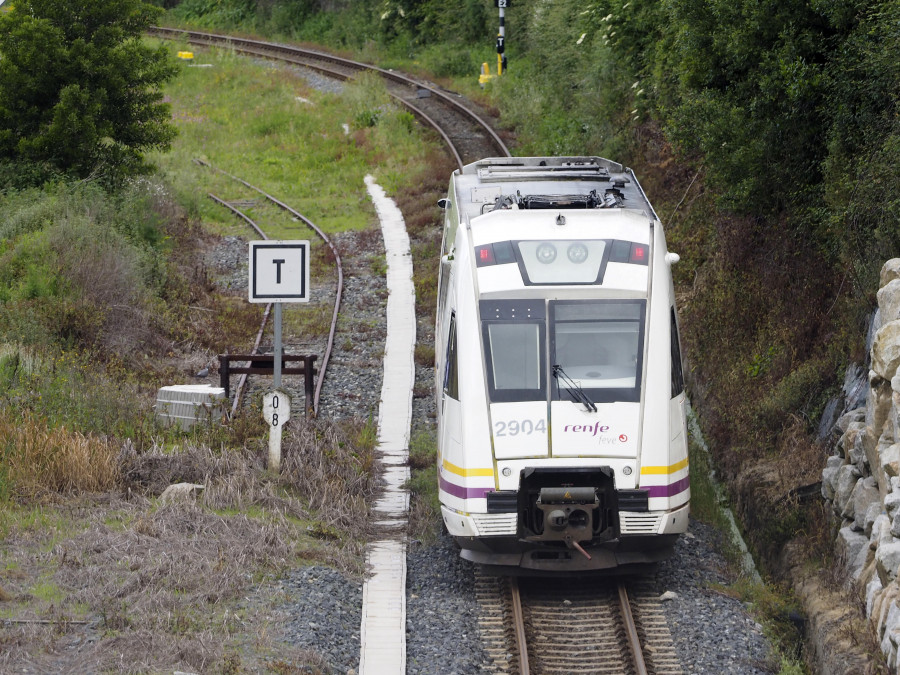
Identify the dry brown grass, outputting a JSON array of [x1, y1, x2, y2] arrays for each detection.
[[0, 496, 326, 673], [0, 413, 380, 673], [1, 414, 119, 497], [281, 417, 380, 541]]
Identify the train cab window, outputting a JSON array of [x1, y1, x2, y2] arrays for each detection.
[[480, 300, 546, 402], [671, 307, 685, 397], [444, 313, 459, 400], [550, 300, 645, 403]]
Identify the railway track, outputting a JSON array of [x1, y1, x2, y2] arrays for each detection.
[[477, 572, 683, 674], [148, 26, 511, 168], [199, 160, 342, 418]]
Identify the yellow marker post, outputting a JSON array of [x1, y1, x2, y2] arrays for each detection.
[[177, 51, 194, 60], [479, 62, 495, 87]]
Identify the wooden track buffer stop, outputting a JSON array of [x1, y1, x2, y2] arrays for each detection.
[[218, 354, 317, 414]]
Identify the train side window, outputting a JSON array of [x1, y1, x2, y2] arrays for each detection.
[[671, 307, 685, 397], [444, 313, 459, 400]]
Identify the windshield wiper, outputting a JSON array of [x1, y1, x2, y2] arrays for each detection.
[[552, 365, 597, 413]]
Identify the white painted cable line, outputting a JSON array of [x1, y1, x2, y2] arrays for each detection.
[[359, 176, 415, 674]]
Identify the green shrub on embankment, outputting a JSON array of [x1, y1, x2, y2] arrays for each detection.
[[0, 183, 180, 446]]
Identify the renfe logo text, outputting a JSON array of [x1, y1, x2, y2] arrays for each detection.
[[564, 422, 610, 436]]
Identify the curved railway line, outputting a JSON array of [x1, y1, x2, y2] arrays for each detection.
[[155, 29, 688, 673], [148, 25, 511, 419], [148, 26, 511, 169]]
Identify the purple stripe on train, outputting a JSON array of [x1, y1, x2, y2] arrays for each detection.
[[439, 475, 493, 500], [643, 476, 690, 499], [440, 475, 688, 501]]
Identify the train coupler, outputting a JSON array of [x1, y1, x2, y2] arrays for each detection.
[[518, 467, 618, 547]]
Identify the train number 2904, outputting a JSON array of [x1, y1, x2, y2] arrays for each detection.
[[494, 419, 547, 437]]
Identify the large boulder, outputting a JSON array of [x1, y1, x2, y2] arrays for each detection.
[[878, 279, 900, 324], [891, 511, 900, 539], [876, 541, 900, 585], [881, 259, 900, 288], [866, 501, 884, 537], [883, 443, 900, 478], [872, 321, 900, 381], [822, 455, 845, 500], [852, 476, 882, 531], [838, 525, 871, 581], [881, 595, 900, 667], [886, 489, 900, 519], [836, 466, 862, 517]]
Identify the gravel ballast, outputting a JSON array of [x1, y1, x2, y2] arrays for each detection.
[[269, 519, 775, 674]]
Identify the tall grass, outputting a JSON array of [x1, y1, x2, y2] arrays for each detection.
[[0, 345, 152, 438], [0, 414, 119, 498]]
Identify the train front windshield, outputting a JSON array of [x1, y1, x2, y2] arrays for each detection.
[[482, 300, 645, 404]]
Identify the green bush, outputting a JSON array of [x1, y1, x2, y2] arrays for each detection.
[[0, 0, 178, 187], [0, 181, 170, 355]]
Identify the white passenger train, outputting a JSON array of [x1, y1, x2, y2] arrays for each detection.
[[435, 157, 689, 573]]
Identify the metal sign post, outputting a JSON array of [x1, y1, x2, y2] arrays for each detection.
[[496, 0, 509, 75], [274, 302, 283, 388], [249, 240, 310, 471]]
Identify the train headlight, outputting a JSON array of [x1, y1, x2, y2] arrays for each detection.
[[535, 242, 557, 264], [502, 467, 512, 477], [622, 466, 633, 476], [567, 242, 588, 264]]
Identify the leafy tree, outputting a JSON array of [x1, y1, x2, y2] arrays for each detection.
[[0, 0, 179, 186]]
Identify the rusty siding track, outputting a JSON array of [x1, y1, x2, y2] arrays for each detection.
[[476, 572, 683, 675], [201, 162, 341, 417], [149, 26, 511, 167], [205, 193, 273, 417]]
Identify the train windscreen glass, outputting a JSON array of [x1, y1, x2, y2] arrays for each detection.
[[551, 300, 645, 401], [483, 322, 546, 401]]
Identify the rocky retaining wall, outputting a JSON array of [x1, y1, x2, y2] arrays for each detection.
[[822, 258, 900, 669]]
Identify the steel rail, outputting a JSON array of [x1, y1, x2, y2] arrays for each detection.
[[149, 26, 509, 165], [619, 583, 649, 675], [199, 162, 342, 415], [206, 193, 272, 418], [509, 578, 530, 675], [202, 166, 341, 417]]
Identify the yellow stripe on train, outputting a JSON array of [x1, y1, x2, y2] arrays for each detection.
[[640, 457, 689, 475], [442, 459, 494, 478]]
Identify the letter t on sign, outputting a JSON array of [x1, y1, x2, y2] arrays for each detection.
[[248, 241, 310, 303]]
